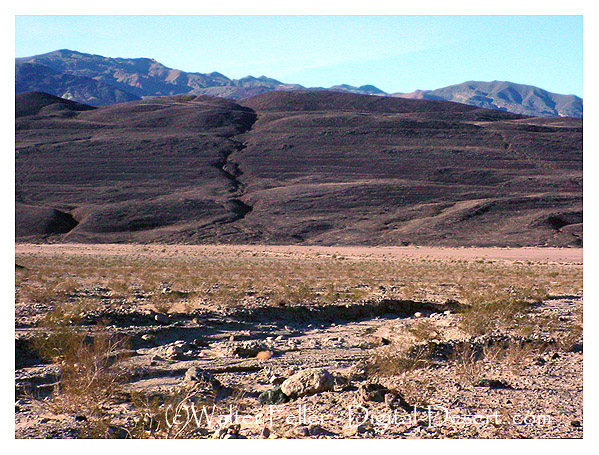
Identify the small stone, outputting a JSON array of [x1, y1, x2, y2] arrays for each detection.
[[308, 425, 330, 436], [270, 375, 286, 386], [191, 338, 209, 348], [571, 420, 582, 428], [359, 383, 388, 402], [275, 335, 284, 341], [570, 343, 583, 353], [292, 425, 310, 437], [368, 336, 391, 346], [287, 339, 298, 348], [141, 333, 156, 343], [184, 366, 209, 383], [154, 313, 170, 324], [360, 384, 412, 411], [165, 345, 183, 359], [229, 335, 235, 342], [260, 426, 271, 439], [231, 340, 269, 358], [258, 387, 290, 405], [256, 350, 273, 360], [356, 423, 375, 437], [473, 378, 512, 389], [414, 312, 422, 318], [191, 317, 200, 324]]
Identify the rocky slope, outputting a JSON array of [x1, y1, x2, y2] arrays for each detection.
[[15, 90, 582, 247]]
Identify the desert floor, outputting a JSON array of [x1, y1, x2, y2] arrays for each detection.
[[15, 244, 582, 439]]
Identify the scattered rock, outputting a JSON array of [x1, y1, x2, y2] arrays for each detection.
[[473, 379, 512, 389], [359, 383, 412, 412], [280, 368, 334, 399], [570, 342, 583, 353], [256, 350, 273, 360], [368, 336, 391, 346], [286, 339, 300, 349], [164, 345, 183, 359], [191, 338, 210, 348], [358, 383, 389, 403], [183, 366, 220, 387], [154, 313, 170, 324], [140, 333, 156, 343], [105, 425, 130, 439], [259, 426, 271, 439], [150, 354, 162, 365], [269, 375, 286, 386], [213, 424, 241, 439], [352, 423, 376, 437], [359, 383, 388, 402], [384, 393, 412, 412], [231, 340, 269, 358], [289, 425, 310, 437], [258, 387, 290, 405], [307, 339, 321, 348], [571, 420, 582, 428]]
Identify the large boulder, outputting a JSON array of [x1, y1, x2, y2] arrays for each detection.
[[280, 368, 334, 398]]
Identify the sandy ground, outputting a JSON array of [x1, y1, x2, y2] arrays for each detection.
[[14, 243, 583, 439], [15, 243, 583, 263]]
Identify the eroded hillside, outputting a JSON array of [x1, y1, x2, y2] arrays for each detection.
[[15, 91, 582, 246]]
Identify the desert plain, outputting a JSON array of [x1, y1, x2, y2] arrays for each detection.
[[14, 243, 582, 438]]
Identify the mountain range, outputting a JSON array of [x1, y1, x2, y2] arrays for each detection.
[[16, 49, 582, 118]]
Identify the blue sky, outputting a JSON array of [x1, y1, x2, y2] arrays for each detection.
[[15, 15, 583, 96]]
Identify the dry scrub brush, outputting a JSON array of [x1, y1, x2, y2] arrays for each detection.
[[32, 304, 133, 437]]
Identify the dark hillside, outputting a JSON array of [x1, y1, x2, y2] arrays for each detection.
[[15, 91, 582, 246]]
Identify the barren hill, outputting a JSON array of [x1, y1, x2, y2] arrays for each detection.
[[15, 91, 582, 246]]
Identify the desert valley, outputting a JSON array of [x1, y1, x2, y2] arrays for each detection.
[[15, 48, 583, 439]]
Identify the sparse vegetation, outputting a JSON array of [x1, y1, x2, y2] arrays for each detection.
[[15, 245, 583, 439]]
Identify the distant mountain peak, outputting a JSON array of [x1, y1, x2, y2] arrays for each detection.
[[393, 80, 582, 118], [15, 49, 582, 117]]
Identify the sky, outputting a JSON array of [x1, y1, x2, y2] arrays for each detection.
[[15, 15, 583, 96]]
